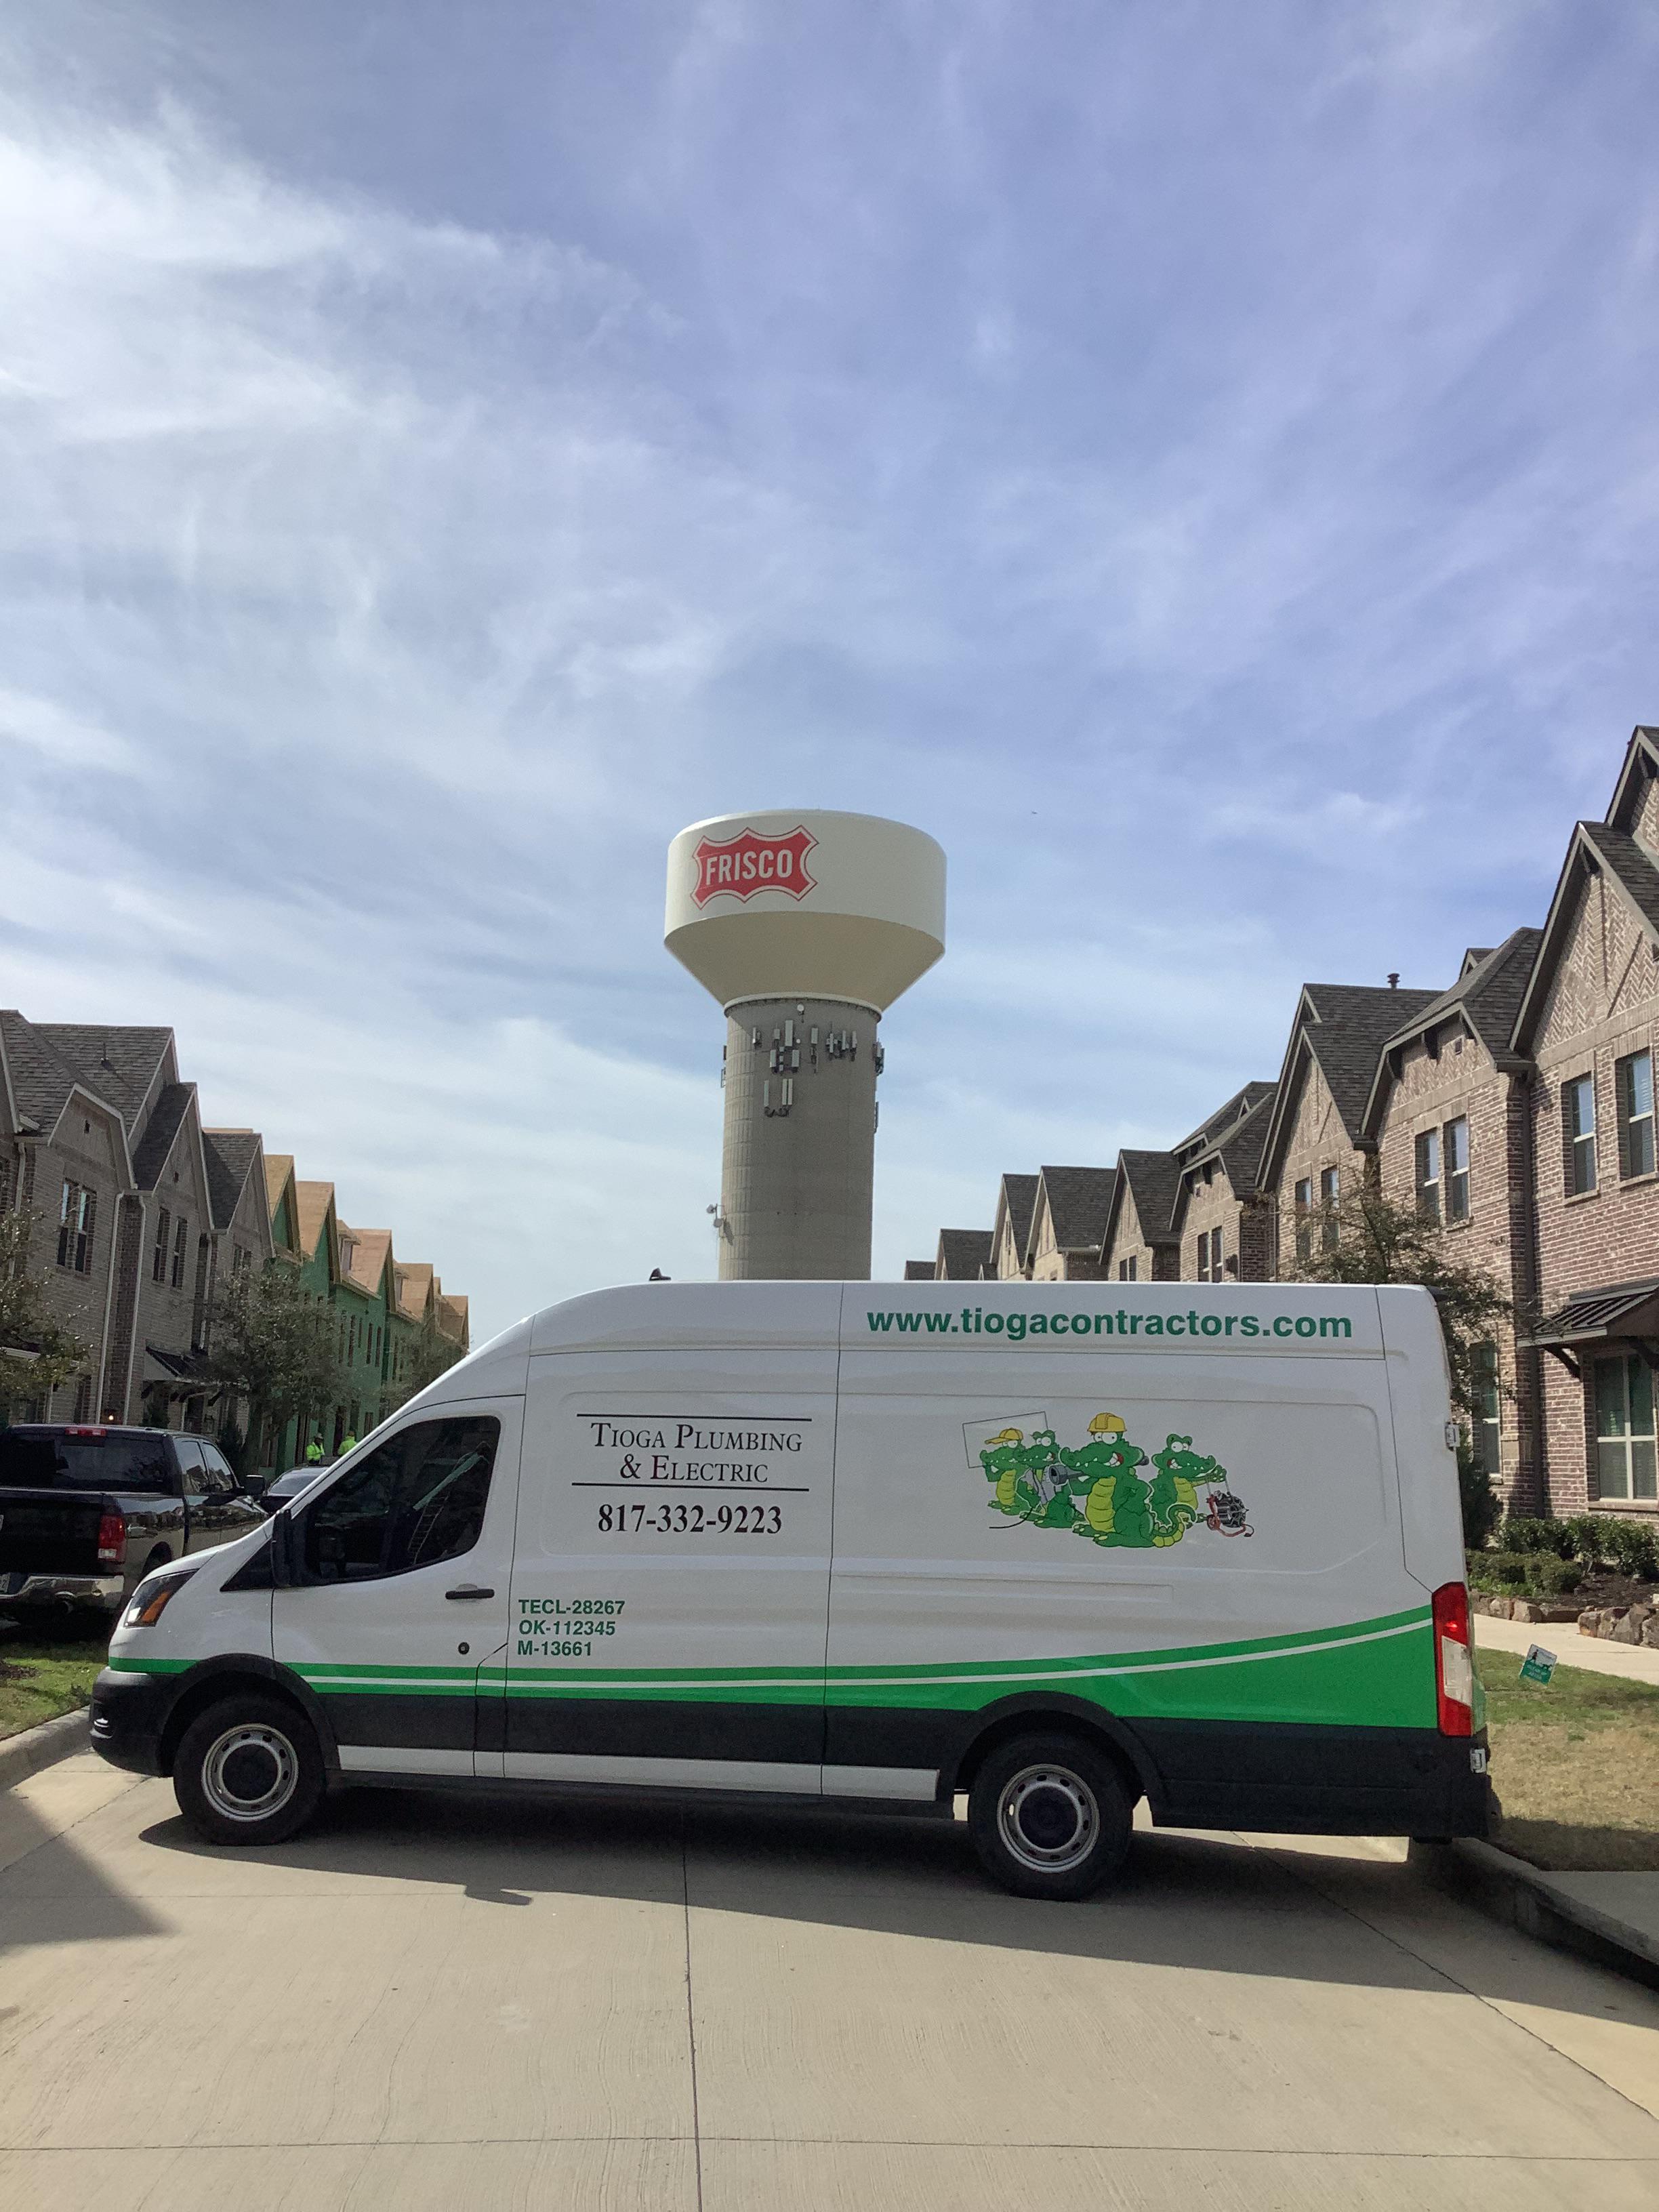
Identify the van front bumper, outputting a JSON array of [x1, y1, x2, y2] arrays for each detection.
[[89, 1666, 173, 1776]]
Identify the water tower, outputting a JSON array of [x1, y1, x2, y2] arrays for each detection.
[[665, 809, 946, 1279]]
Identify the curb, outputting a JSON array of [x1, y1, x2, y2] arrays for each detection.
[[0, 1706, 91, 1794], [1412, 1837, 1659, 1991]]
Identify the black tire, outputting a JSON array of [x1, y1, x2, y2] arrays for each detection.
[[967, 1732, 1134, 1900], [173, 1696, 325, 1847]]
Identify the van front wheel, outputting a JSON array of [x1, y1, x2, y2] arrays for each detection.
[[173, 1696, 323, 1846], [968, 1734, 1133, 1900]]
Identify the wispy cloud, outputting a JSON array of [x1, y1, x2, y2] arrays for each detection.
[[1, 1, 1656, 1321]]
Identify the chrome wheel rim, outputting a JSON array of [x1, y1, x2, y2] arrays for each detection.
[[201, 1723, 299, 1824], [997, 1763, 1099, 1874]]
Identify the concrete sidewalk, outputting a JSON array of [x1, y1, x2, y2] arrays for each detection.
[[1476, 1609, 1659, 1686]]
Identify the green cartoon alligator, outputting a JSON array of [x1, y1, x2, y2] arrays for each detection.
[[979, 1412, 1250, 1549]]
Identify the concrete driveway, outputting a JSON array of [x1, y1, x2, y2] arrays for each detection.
[[3, 1754, 1658, 2211]]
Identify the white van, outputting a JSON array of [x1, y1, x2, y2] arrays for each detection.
[[91, 1279, 1489, 1899]]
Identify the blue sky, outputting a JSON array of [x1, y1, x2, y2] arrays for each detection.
[[3, 2, 1656, 1334]]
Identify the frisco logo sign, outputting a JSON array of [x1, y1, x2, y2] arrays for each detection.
[[691, 824, 817, 907]]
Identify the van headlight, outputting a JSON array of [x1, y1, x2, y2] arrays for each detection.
[[122, 1565, 197, 1629]]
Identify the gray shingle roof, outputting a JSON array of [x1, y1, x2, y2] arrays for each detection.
[[1583, 821, 1659, 939], [1213, 1087, 1278, 1191], [903, 1260, 935, 1280], [997, 1173, 1040, 1258], [1377, 927, 1542, 1067], [1036, 1168, 1117, 1254], [937, 1229, 994, 1279], [33, 1025, 171, 1119], [202, 1130, 261, 1230], [0, 1010, 89, 1133], [1116, 1151, 1181, 1247], [131, 1082, 195, 1190], [1173, 1081, 1277, 1159], [1300, 983, 1442, 1143]]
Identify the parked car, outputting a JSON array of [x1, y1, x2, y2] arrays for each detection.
[[0, 1425, 266, 1622], [258, 1466, 328, 1513]]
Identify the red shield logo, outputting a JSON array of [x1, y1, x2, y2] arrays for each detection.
[[691, 824, 817, 907]]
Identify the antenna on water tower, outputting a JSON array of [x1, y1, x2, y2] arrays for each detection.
[[665, 809, 946, 1281]]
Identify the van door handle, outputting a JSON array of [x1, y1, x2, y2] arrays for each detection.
[[445, 1585, 495, 1601]]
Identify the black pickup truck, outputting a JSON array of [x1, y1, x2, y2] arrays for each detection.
[[0, 1425, 266, 1622]]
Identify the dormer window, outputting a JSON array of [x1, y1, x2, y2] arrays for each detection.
[[340, 1235, 356, 1273]]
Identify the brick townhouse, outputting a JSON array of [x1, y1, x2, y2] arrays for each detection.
[[1168, 1084, 1278, 1285], [1, 1017, 470, 1460], [0, 1017, 275, 1431], [909, 728, 1659, 1526], [1099, 1153, 1181, 1282], [1509, 735, 1659, 1517], [1359, 931, 1543, 1506]]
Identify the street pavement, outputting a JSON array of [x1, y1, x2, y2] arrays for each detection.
[[2, 1754, 1658, 2211]]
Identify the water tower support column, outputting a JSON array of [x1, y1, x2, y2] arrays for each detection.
[[720, 998, 879, 1279]]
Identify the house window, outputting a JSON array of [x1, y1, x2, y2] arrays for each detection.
[[1444, 1118, 1469, 1223], [170, 1215, 189, 1289], [1319, 1166, 1340, 1251], [1294, 1178, 1313, 1264], [1594, 1353, 1658, 1502], [1470, 1342, 1500, 1474], [1118, 1256, 1137, 1282], [1414, 1129, 1441, 1222], [56, 1181, 96, 1273], [1195, 1227, 1223, 1282], [1565, 1073, 1597, 1195], [72, 1373, 93, 1422], [1617, 1050, 1655, 1179], [152, 1207, 171, 1284]]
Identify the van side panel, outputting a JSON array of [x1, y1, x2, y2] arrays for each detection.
[[503, 1349, 835, 1791], [832, 1284, 1487, 1835]]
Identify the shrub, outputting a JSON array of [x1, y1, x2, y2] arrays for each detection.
[[1467, 1551, 1583, 1599], [1498, 1516, 1574, 1558], [1528, 1555, 1584, 1596], [1562, 1515, 1659, 1579], [1602, 1519, 1659, 1582], [1458, 1453, 1501, 1552], [1470, 1551, 1530, 1591]]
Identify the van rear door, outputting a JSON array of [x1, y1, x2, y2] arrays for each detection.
[[504, 1347, 836, 1794]]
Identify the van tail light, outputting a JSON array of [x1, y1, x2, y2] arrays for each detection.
[[1433, 1580, 1473, 1737], [96, 1508, 126, 1567]]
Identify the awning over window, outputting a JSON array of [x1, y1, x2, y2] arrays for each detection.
[[143, 1343, 212, 1382], [1523, 1277, 1659, 1350]]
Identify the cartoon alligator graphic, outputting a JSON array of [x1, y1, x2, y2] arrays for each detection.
[[979, 1413, 1251, 1548]]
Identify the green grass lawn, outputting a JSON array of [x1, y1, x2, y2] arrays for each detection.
[[0, 1629, 110, 1741], [1481, 1656, 1659, 1872]]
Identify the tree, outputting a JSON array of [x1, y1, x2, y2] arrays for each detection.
[[1286, 1184, 1510, 1549], [386, 1313, 463, 1410], [0, 1208, 88, 1416], [205, 1264, 352, 1476]]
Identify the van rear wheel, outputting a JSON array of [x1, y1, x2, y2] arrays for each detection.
[[173, 1696, 323, 1846], [968, 1733, 1133, 1900]]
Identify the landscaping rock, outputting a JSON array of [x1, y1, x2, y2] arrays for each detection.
[[1578, 1610, 1605, 1636], [1611, 1602, 1654, 1646], [1643, 1616, 1659, 1648]]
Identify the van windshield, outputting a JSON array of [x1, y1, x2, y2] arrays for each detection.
[[0, 1431, 175, 1494]]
